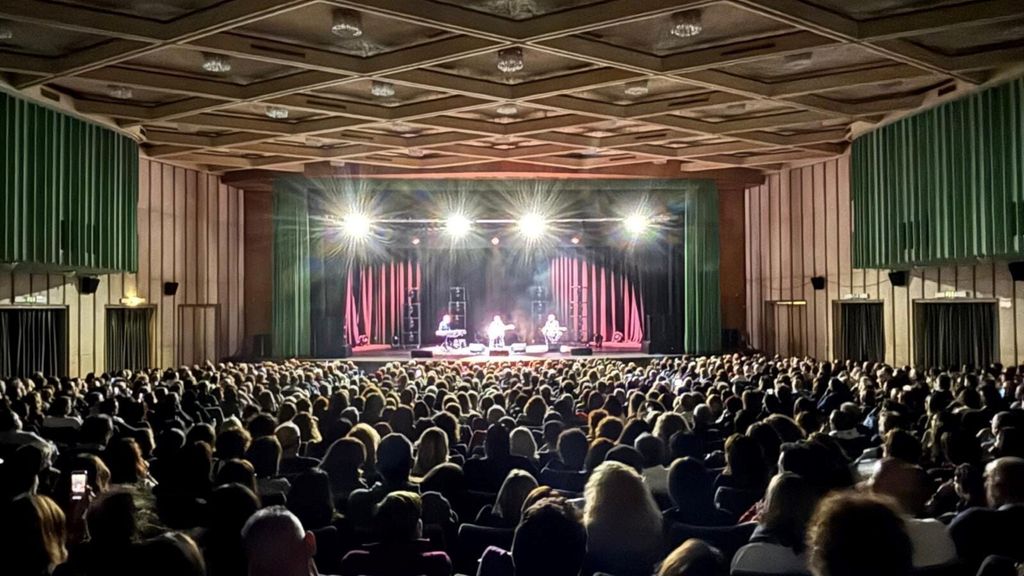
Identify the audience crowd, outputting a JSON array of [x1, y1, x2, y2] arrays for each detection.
[[1, 354, 1023, 576]]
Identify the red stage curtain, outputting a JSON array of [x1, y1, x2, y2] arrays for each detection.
[[549, 256, 644, 343], [345, 261, 420, 346]]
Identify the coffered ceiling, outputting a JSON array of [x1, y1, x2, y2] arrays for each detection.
[[1, 0, 1022, 175]]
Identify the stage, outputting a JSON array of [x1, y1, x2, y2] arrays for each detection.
[[337, 342, 663, 371]]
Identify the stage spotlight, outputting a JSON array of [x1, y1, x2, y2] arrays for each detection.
[[491, 236, 500, 246], [623, 213, 650, 237], [570, 236, 580, 245], [517, 213, 547, 239], [411, 237, 420, 246], [445, 213, 472, 238], [340, 212, 372, 238]]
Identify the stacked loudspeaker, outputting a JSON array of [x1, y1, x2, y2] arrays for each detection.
[[403, 288, 420, 348]]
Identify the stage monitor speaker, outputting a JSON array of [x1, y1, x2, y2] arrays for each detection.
[[489, 349, 510, 357], [163, 281, 179, 296], [411, 349, 434, 359], [548, 343, 560, 352], [510, 343, 527, 353], [810, 276, 826, 290], [1009, 262, 1024, 282], [468, 343, 486, 354], [79, 276, 100, 295], [888, 271, 909, 287], [570, 347, 593, 356]]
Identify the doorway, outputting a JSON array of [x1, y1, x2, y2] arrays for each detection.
[[106, 306, 157, 372], [0, 307, 68, 377]]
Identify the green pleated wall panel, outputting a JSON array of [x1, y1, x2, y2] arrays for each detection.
[[0, 91, 138, 273], [852, 77, 1024, 269]]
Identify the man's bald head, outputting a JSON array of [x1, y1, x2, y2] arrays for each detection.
[[985, 457, 1024, 508], [869, 458, 929, 516], [241, 506, 316, 576]]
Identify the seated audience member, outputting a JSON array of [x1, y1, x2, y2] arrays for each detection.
[[199, 484, 260, 576], [636, 433, 670, 497], [287, 469, 338, 531], [413, 427, 449, 478], [509, 427, 539, 466], [807, 492, 913, 576], [0, 493, 67, 576], [475, 469, 538, 528], [0, 408, 57, 467], [348, 433, 417, 532], [242, 506, 324, 576], [276, 423, 319, 477], [540, 429, 588, 492], [658, 540, 726, 576], [584, 461, 664, 576], [320, 437, 368, 510], [132, 532, 206, 576], [464, 425, 538, 492], [340, 491, 451, 576], [478, 496, 588, 576], [731, 473, 818, 575], [867, 458, 958, 570], [247, 436, 290, 499], [665, 457, 725, 527], [948, 456, 1024, 572]]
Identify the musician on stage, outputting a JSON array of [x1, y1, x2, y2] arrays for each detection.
[[487, 315, 514, 348], [542, 313, 567, 346], [438, 314, 452, 333], [437, 314, 455, 349]]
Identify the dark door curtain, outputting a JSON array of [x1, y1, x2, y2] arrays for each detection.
[[0, 308, 68, 378], [839, 303, 885, 362], [915, 303, 997, 369], [106, 307, 154, 373]]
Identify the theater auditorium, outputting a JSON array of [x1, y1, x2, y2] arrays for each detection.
[[1, 2, 1023, 576]]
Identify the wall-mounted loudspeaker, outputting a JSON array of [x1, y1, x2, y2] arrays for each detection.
[[888, 271, 909, 287], [79, 276, 100, 295], [810, 276, 826, 290], [1009, 262, 1024, 282], [163, 282, 179, 296]]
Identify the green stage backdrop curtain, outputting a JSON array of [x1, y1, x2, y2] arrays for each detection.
[[271, 178, 721, 356], [852, 77, 1024, 269], [681, 180, 721, 354], [272, 187, 311, 357]]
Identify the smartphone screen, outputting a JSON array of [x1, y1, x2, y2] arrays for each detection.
[[71, 471, 88, 500]]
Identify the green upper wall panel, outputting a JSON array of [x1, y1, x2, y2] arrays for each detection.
[[0, 91, 139, 273], [852, 77, 1024, 269]]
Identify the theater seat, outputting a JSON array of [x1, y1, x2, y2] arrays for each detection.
[[456, 524, 514, 575], [664, 521, 757, 564]]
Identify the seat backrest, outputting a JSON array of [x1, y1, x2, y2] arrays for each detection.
[[456, 524, 514, 575], [665, 521, 758, 563]]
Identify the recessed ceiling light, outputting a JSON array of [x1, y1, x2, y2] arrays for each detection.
[[107, 85, 133, 100], [305, 136, 323, 147], [582, 147, 602, 157], [201, 53, 231, 73], [391, 121, 414, 133], [265, 105, 289, 119], [624, 80, 649, 97], [670, 10, 703, 39], [783, 52, 813, 71], [495, 103, 519, 116], [497, 47, 524, 74], [0, 23, 13, 41], [371, 80, 395, 98], [407, 147, 425, 158], [726, 102, 747, 113], [331, 8, 363, 38]]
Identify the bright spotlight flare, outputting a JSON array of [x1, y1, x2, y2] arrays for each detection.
[[445, 213, 473, 238], [623, 213, 651, 237], [518, 212, 548, 239], [340, 212, 372, 238]]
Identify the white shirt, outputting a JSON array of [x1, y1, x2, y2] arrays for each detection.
[[731, 542, 809, 575], [903, 517, 958, 568], [642, 465, 669, 495]]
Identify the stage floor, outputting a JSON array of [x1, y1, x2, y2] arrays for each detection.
[[340, 342, 660, 371]]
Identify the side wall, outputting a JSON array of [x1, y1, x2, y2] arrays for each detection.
[[0, 158, 245, 376], [745, 155, 1023, 365]]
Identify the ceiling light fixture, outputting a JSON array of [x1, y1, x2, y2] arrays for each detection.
[[497, 47, 525, 74], [0, 23, 13, 41], [783, 52, 813, 71], [371, 80, 395, 98], [265, 105, 289, 119], [391, 121, 414, 133], [407, 148, 425, 158], [107, 85, 133, 100], [624, 80, 649, 97], [670, 10, 703, 38], [331, 8, 363, 38], [495, 103, 519, 116], [201, 53, 231, 73]]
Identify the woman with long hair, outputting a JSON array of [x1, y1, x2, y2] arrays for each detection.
[[584, 460, 664, 576], [475, 469, 538, 528], [731, 473, 820, 575], [412, 427, 448, 478], [0, 494, 67, 576]]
